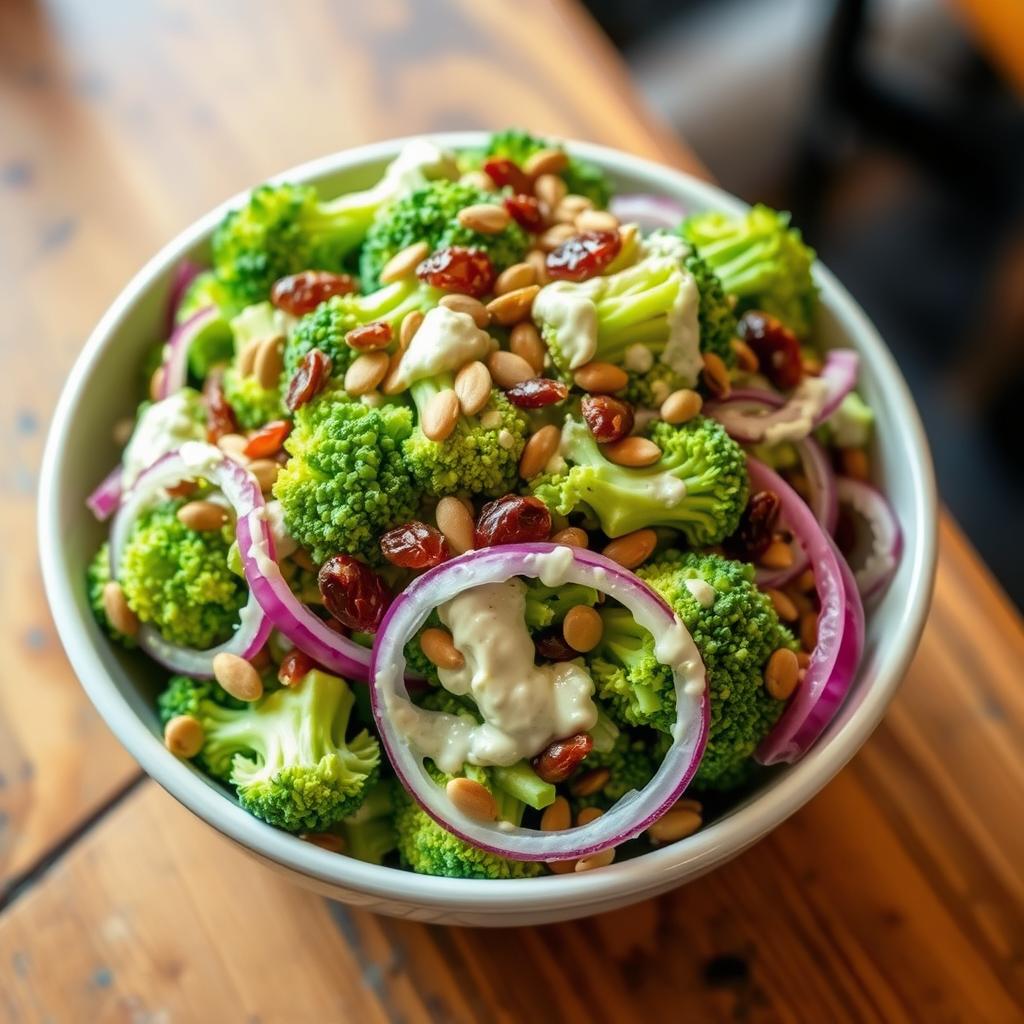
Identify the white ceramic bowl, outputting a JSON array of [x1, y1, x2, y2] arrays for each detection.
[[39, 133, 937, 926]]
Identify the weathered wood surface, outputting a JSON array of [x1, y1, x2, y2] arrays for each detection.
[[1, 0, 1021, 1020]]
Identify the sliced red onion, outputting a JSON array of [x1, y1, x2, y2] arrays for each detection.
[[157, 306, 221, 400], [109, 443, 272, 676], [166, 259, 204, 332], [370, 543, 709, 861], [86, 465, 123, 522], [755, 436, 837, 588], [236, 508, 379, 681], [750, 459, 864, 765], [609, 193, 686, 231], [836, 476, 902, 599], [706, 349, 859, 444]]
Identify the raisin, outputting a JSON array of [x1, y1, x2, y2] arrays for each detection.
[[546, 230, 621, 282], [504, 193, 544, 232], [738, 311, 803, 390], [504, 378, 569, 409], [534, 628, 577, 662], [285, 348, 332, 412], [379, 520, 450, 570], [581, 394, 634, 443], [243, 419, 291, 459], [474, 494, 552, 548], [532, 733, 594, 784], [318, 554, 391, 634], [278, 649, 318, 687], [730, 490, 781, 560], [417, 246, 496, 297], [483, 158, 532, 195], [345, 320, 392, 351], [270, 271, 357, 316], [202, 369, 238, 443]]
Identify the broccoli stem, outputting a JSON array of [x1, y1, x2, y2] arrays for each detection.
[[491, 761, 556, 811]]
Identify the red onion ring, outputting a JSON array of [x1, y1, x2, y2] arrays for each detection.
[[109, 443, 272, 676], [157, 306, 221, 400], [750, 459, 864, 764], [86, 465, 123, 522], [705, 349, 859, 444], [609, 193, 686, 231], [369, 542, 709, 861], [836, 476, 902, 599], [166, 259, 204, 333]]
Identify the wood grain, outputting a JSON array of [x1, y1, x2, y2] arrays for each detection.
[[0, 0, 1022, 1021]]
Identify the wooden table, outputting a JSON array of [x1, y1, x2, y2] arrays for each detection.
[[1, 1, 1021, 1019]]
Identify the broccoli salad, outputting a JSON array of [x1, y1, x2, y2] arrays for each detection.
[[85, 130, 901, 878]]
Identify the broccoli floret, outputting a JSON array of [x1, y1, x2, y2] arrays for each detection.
[[392, 782, 543, 880], [172, 668, 379, 831], [403, 376, 527, 498], [532, 415, 748, 546], [220, 302, 287, 428], [118, 499, 246, 649], [685, 250, 737, 368], [157, 674, 246, 724], [282, 278, 435, 384], [86, 543, 136, 648], [469, 129, 613, 209], [176, 270, 231, 325], [273, 394, 419, 563], [523, 579, 599, 631], [639, 552, 796, 788], [682, 204, 817, 337], [576, 731, 665, 809], [359, 179, 529, 291], [341, 781, 397, 865], [589, 608, 676, 732]]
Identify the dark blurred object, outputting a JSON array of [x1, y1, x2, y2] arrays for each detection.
[[605, 0, 1024, 606]]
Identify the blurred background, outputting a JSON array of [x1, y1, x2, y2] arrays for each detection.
[[587, 0, 1024, 607]]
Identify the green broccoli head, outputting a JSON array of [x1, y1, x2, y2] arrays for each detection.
[[273, 394, 419, 563], [575, 730, 666, 809], [341, 781, 397, 865], [682, 204, 817, 337], [523, 579, 599, 632], [171, 668, 380, 831], [685, 250, 737, 367], [638, 551, 796, 788], [118, 499, 247, 649], [403, 376, 527, 498], [176, 270, 231, 325], [359, 179, 529, 291], [223, 367, 283, 429], [392, 782, 543, 880], [87, 542, 136, 648], [532, 415, 748, 545], [157, 674, 246, 725], [472, 129, 613, 209], [282, 277, 435, 384]]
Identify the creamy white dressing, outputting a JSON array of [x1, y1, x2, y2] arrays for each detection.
[[121, 390, 206, 487], [625, 343, 654, 373], [685, 578, 716, 608], [394, 578, 599, 771], [389, 306, 494, 389], [762, 375, 832, 444], [262, 499, 297, 559], [659, 265, 701, 385], [523, 545, 575, 587], [531, 283, 600, 369]]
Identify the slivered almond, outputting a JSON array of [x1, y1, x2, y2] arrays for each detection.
[[435, 496, 475, 555], [573, 362, 628, 394], [766, 588, 799, 622], [486, 285, 540, 327], [569, 767, 609, 797], [701, 351, 731, 398], [603, 436, 661, 467], [446, 777, 497, 821], [177, 500, 229, 531], [488, 350, 535, 389], [422, 388, 460, 441], [765, 647, 800, 700], [759, 539, 794, 569], [380, 241, 429, 284], [212, 652, 263, 702], [519, 424, 561, 479], [237, 336, 262, 377], [254, 334, 285, 389], [248, 459, 280, 493], [102, 581, 138, 637], [534, 173, 568, 210], [538, 223, 576, 252], [524, 148, 569, 177], [344, 351, 390, 396], [647, 808, 702, 845], [525, 248, 551, 285], [575, 848, 615, 872], [540, 796, 571, 832], [554, 194, 593, 223], [731, 337, 760, 373], [602, 529, 657, 569], [576, 806, 604, 826], [457, 203, 511, 234], [494, 262, 536, 296], [399, 309, 424, 351], [551, 527, 588, 548], [509, 322, 546, 374], [575, 209, 619, 233], [453, 360, 492, 417], [419, 628, 465, 670], [563, 605, 603, 653], [439, 293, 489, 328], [660, 388, 703, 425]]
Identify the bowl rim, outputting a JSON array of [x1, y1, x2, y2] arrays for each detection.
[[39, 132, 937, 912]]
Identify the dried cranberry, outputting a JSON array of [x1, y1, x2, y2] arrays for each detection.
[[416, 246, 495, 297], [534, 629, 577, 662], [202, 369, 238, 443], [345, 320, 392, 351], [318, 554, 391, 633], [532, 734, 594, 784], [474, 494, 551, 548], [504, 378, 569, 408], [285, 348, 332, 412], [546, 230, 621, 282], [483, 158, 531, 195], [244, 419, 291, 459], [730, 490, 781, 560], [379, 520, 450, 570], [278, 649, 319, 687], [581, 394, 634, 443], [504, 193, 544, 232], [738, 311, 803, 390], [270, 271, 357, 316]]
